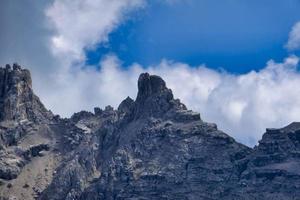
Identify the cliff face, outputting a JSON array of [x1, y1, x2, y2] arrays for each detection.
[[0, 64, 52, 122], [0, 64, 55, 199], [228, 123, 300, 200], [0, 65, 299, 200]]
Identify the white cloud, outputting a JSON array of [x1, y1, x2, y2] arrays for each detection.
[[286, 21, 300, 51], [46, 0, 145, 64], [39, 54, 300, 146], [38, 0, 146, 115], [146, 56, 300, 146]]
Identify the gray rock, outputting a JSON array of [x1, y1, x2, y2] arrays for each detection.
[[118, 96, 134, 114], [0, 65, 53, 122], [226, 123, 300, 200], [0, 66, 300, 200], [94, 107, 102, 116]]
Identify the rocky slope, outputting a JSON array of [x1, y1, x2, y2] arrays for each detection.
[[0, 64, 299, 200]]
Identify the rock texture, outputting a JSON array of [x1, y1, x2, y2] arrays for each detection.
[[226, 123, 300, 200], [0, 65, 300, 200], [0, 63, 52, 122]]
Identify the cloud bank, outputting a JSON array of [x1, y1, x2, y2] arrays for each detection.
[[49, 55, 299, 146], [1, 1, 300, 146]]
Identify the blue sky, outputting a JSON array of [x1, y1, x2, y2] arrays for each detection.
[[86, 0, 300, 73]]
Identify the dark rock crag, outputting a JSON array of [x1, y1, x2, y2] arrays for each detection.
[[0, 63, 52, 122], [0, 65, 299, 200]]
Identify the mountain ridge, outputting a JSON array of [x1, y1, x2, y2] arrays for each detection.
[[0, 64, 299, 200]]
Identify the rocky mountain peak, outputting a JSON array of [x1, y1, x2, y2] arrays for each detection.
[[118, 96, 134, 114], [0, 63, 32, 95], [136, 73, 171, 101], [134, 73, 187, 119], [0, 64, 52, 122]]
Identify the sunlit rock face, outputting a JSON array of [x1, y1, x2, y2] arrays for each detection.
[[0, 65, 300, 200]]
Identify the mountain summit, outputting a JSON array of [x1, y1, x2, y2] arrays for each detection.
[[0, 64, 300, 200], [0, 63, 52, 122]]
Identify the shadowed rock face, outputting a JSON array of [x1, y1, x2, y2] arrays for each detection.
[[226, 123, 300, 200], [134, 73, 187, 120], [0, 63, 52, 122], [0, 65, 300, 200], [0, 64, 54, 190]]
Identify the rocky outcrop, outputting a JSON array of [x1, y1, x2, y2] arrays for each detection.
[[134, 73, 187, 120], [0, 63, 52, 123], [0, 64, 54, 196], [226, 123, 300, 200], [0, 66, 300, 200], [118, 96, 134, 114]]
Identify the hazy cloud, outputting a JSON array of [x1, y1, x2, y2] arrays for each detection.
[[286, 21, 300, 51], [0, 0, 58, 74]]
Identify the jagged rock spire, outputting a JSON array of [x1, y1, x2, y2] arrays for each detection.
[[134, 73, 187, 119], [136, 73, 173, 102], [0, 64, 52, 122], [118, 96, 134, 114]]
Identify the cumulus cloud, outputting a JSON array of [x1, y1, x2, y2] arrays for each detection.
[[35, 0, 146, 115], [286, 21, 300, 51], [36, 0, 146, 113], [46, 0, 145, 65], [150, 56, 300, 145], [154, 57, 299, 146], [38, 53, 300, 146]]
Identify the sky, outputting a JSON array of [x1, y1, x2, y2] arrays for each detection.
[[1, 0, 300, 146]]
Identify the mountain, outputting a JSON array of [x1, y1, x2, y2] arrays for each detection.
[[0, 64, 299, 200]]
